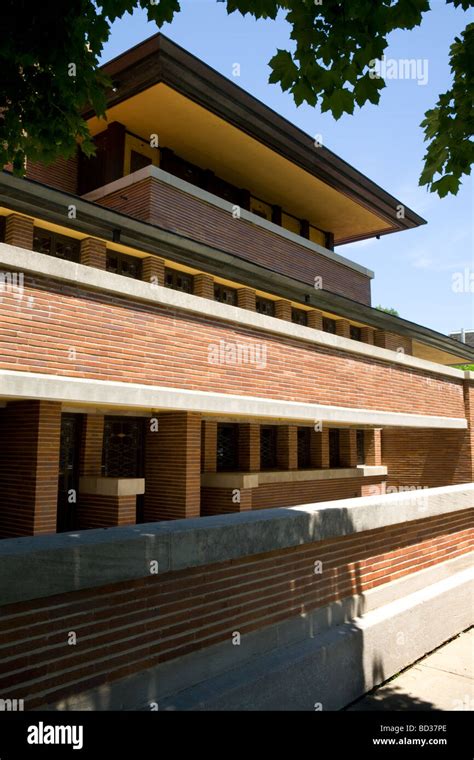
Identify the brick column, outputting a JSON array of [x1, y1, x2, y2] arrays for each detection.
[[364, 429, 382, 466], [78, 495, 136, 529], [237, 288, 256, 311], [201, 420, 217, 473], [339, 429, 358, 467], [374, 330, 413, 355], [277, 425, 298, 469], [194, 273, 214, 299], [307, 310, 323, 330], [142, 256, 165, 286], [5, 214, 34, 249], [79, 414, 104, 476], [0, 400, 61, 538], [464, 379, 474, 481], [336, 319, 351, 339], [310, 428, 330, 468], [360, 326, 375, 345], [144, 411, 201, 521], [275, 300, 292, 321], [238, 423, 260, 471], [80, 238, 107, 269]]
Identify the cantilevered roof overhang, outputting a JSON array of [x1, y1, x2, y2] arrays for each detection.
[[83, 33, 426, 246]]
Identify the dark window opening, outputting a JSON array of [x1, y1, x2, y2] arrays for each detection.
[[256, 297, 275, 317], [0, 216, 5, 243], [323, 317, 337, 334], [216, 423, 239, 471], [260, 426, 277, 470], [292, 308, 308, 326], [214, 284, 237, 305], [329, 429, 340, 468], [130, 150, 152, 174], [297, 428, 311, 469], [102, 417, 144, 478], [350, 325, 362, 341], [165, 267, 193, 293], [106, 251, 142, 279], [357, 429, 365, 465], [33, 228, 80, 263]]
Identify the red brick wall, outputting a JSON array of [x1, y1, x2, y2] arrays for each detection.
[[144, 412, 201, 520], [78, 495, 136, 529], [0, 271, 466, 421], [201, 487, 253, 515], [0, 508, 470, 709], [97, 177, 372, 305], [26, 153, 78, 195], [0, 401, 61, 538], [382, 429, 472, 489], [251, 475, 385, 510]]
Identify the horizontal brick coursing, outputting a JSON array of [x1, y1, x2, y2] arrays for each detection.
[[26, 154, 78, 195], [97, 177, 372, 305], [0, 401, 61, 538], [251, 475, 386, 510], [78, 495, 136, 529], [382, 429, 473, 489], [0, 272, 466, 419], [0, 509, 471, 709]]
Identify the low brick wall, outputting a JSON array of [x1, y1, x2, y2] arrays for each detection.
[[0, 484, 471, 710], [201, 474, 386, 515]]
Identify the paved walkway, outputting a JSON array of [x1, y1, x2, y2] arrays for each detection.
[[347, 628, 474, 711]]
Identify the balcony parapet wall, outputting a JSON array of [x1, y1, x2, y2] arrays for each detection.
[[0, 483, 472, 606], [83, 165, 373, 305]]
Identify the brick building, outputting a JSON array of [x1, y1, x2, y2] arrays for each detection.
[[1, 33, 473, 540]]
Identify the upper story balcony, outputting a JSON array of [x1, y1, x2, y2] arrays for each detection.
[[82, 163, 374, 306]]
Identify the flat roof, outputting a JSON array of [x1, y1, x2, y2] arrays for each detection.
[[83, 33, 426, 246]]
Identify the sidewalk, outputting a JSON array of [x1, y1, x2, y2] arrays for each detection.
[[347, 628, 474, 711]]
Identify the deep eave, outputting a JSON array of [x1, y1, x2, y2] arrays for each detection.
[[1, 171, 471, 364], [82, 33, 426, 245]]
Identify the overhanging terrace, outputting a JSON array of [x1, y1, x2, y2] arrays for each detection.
[[82, 32, 426, 245]]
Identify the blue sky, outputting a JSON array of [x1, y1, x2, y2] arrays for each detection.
[[100, 1, 473, 336]]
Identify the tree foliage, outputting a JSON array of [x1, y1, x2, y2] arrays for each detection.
[[375, 305, 400, 316], [0, 0, 472, 196]]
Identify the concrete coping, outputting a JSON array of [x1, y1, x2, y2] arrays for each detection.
[[0, 243, 467, 382], [79, 477, 145, 496], [0, 482, 471, 606], [201, 465, 388, 489]]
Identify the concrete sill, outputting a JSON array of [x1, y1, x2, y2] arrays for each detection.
[[201, 465, 387, 489], [79, 477, 145, 497]]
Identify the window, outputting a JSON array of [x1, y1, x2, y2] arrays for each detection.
[[260, 426, 277, 470], [102, 417, 144, 478], [297, 428, 311, 469], [106, 251, 142, 279], [350, 325, 362, 342], [357, 429, 365, 465], [0, 216, 5, 243], [281, 213, 301, 236], [33, 229, 80, 263], [292, 308, 308, 326], [309, 226, 326, 246], [323, 317, 337, 334], [216, 424, 239, 471], [256, 297, 275, 317], [250, 197, 272, 220], [164, 267, 193, 293], [214, 284, 237, 305], [329, 429, 340, 468], [130, 150, 152, 173], [123, 133, 159, 176]]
